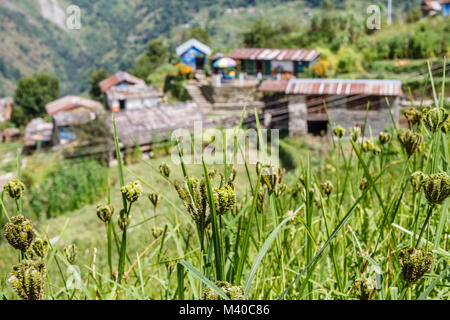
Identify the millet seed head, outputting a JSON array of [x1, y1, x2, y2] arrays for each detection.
[[148, 192, 162, 208], [3, 215, 35, 252], [3, 179, 25, 200], [121, 181, 142, 203], [404, 107, 422, 127], [159, 162, 171, 178], [421, 172, 450, 205], [399, 248, 434, 283], [397, 130, 423, 157], [422, 107, 449, 132], [64, 244, 77, 264], [333, 125, 346, 139], [350, 126, 361, 142], [203, 281, 245, 300], [320, 180, 334, 196], [96, 204, 114, 223], [27, 237, 49, 260], [8, 259, 46, 300], [354, 277, 377, 300], [378, 132, 391, 145]]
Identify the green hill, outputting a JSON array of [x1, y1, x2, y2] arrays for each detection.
[[0, 0, 421, 96]]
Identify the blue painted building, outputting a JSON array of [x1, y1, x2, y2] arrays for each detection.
[[176, 38, 211, 71]]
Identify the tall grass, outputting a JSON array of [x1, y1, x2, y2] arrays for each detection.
[[0, 65, 448, 300]]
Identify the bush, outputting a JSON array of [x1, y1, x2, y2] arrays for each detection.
[[336, 47, 361, 73], [27, 160, 108, 218]]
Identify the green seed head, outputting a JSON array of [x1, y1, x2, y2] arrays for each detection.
[[398, 130, 423, 157], [378, 132, 391, 145], [148, 193, 162, 208], [354, 277, 377, 300], [320, 180, 334, 196], [152, 227, 164, 238], [159, 162, 171, 178], [96, 204, 114, 223], [441, 117, 450, 134], [118, 213, 131, 231], [3, 179, 25, 200], [404, 107, 422, 126], [27, 237, 49, 260], [8, 259, 46, 300], [64, 244, 77, 264], [361, 140, 375, 153], [399, 248, 433, 283], [3, 215, 35, 252], [121, 181, 142, 203], [212, 184, 236, 215], [350, 127, 361, 142], [203, 281, 245, 300], [359, 177, 368, 192], [410, 171, 425, 193], [423, 107, 449, 132], [333, 125, 346, 139], [421, 172, 450, 205]]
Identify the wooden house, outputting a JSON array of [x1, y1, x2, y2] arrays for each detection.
[[176, 38, 212, 71], [100, 71, 162, 111], [228, 48, 321, 77]]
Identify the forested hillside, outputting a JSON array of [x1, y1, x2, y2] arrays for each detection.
[[0, 0, 421, 96]]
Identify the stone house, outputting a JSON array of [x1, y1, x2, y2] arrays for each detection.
[[259, 78, 403, 137], [0, 97, 13, 123], [100, 71, 162, 111]]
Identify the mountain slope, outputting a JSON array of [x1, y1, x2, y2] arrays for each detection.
[[0, 0, 421, 97]]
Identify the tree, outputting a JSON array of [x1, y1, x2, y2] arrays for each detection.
[[89, 68, 109, 104], [134, 39, 168, 80], [12, 73, 59, 126], [185, 26, 211, 45]]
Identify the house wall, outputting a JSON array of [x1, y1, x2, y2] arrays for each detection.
[[125, 97, 159, 110], [271, 61, 294, 74], [287, 95, 399, 136], [180, 47, 206, 70]]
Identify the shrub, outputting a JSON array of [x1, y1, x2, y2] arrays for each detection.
[[27, 160, 108, 218]]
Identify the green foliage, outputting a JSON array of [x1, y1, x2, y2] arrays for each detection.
[[336, 47, 362, 73], [134, 39, 169, 81], [12, 73, 59, 126], [89, 69, 109, 104], [27, 160, 108, 219], [183, 26, 211, 45]]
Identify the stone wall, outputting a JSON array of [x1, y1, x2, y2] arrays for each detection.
[[201, 84, 262, 104], [288, 96, 308, 136], [327, 96, 399, 136]]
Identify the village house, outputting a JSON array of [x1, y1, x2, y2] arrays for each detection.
[[422, 0, 450, 17], [259, 78, 402, 137], [176, 38, 212, 71], [45, 95, 104, 146], [23, 118, 53, 152], [100, 71, 162, 111], [227, 48, 321, 78], [112, 101, 208, 153]]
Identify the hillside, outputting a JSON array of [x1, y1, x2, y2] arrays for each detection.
[[0, 0, 421, 96]]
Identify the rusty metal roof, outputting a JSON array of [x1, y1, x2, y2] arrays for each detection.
[[45, 96, 104, 116], [259, 79, 403, 96], [99, 71, 146, 93], [106, 84, 162, 100], [228, 48, 320, 62]]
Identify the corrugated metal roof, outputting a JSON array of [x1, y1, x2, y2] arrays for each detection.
[[106, 84, 162, 100], [259, 79, 403, 96], [228, 48, 320, 62], [99, 71, 146, 93], [45, 96, 104, 116]]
